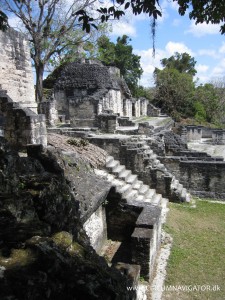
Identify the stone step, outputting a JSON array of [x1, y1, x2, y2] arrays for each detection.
[[123, 189, 139, 202], [132, 180, 143, 190], [119, 169, 132, 181], [106, 159, 119, 171], [117, 183, 133, 197], [151, 193, 162, 205], [112, 178, 124, 188], [138, 184, 149, 195], [106, 156, 114, 164], [126, 174, 138, 185], [145, 189, 156, 199], [136, 194, 145, 201], [113, 164, 126, 175]]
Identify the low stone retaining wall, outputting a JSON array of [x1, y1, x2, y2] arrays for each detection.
[[162, 156, 225, 199]]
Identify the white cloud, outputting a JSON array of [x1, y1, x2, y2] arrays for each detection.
[[135, 48, 167, 86], [110, 21, 137, 37], [135, 42, 196, 87], [211, 59, 225, 78], [198, 49, 219, 59], [219, 42, 225, 54], [165, 41, 194, 56], [196, 64, 209, 73], [186, 21, 221, 37]]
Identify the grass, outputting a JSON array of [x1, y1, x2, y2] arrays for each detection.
[[163, 198, 225, 300]]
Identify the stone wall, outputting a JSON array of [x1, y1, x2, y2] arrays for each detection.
[[0, 91, 47, 148], [83, 205, 107, 254], [162, 156, 225, 199], [186, 126, 202, 141], [38, 99, 58, 126], [53, 60, 150, 128], [0, 28, 37, 113], [212, 129, 225, 144], [186, 126, 225, 144]]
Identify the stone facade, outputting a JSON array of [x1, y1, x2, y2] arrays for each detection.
[[0, 28, 47, 148], [0, 28, 37, 113], [0, 90, 47, 148], [186, 125, 225, 145], [53, 60, 149, 129], [212, 129, 225, 144]]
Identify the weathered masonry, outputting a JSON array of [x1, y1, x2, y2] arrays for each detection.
[[0, 28, 37, 113], [186, 125, 225, 145], [0, 28, 47, 147], [53, 59, 150, 128]]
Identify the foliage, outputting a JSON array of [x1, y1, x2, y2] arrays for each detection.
[[194, 101, 207, 123], [154, 65, 195, 120], [0, 10, 8, 31], [67, 138, 89, 147], [176, 0, 225, 34], [2, 0, 100, 102], [134, 86, 155, 99], [194, 83, 221, 123], [160, 52, 197, 77], [43, 63, 67, 89], [97, 35, 143, 95]]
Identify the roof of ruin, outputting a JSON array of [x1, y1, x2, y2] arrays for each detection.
[[54, 60, 131, 96]]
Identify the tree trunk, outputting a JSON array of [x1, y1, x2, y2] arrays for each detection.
[[35, 63, 44, 103]]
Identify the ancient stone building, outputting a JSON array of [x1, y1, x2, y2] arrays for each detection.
[[0, 28, 37, 113], [53, 59, 149, 128], [0, 28, 47, 147]]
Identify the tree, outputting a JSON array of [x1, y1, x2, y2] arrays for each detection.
[[97, 35, 143, 95], [76, 0, 225, 39], [154, 52, 197, 119], [2, 0, 98, 102], [0, 10, 8, 31], [194, 83, 221, 123], [160, 52, 197, 77], [154, 67, 195, 120]]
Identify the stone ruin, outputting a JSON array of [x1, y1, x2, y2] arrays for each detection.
[[1, 27, 225, 299], [39, 59, 156, 132], [0, 28, 47, 148]]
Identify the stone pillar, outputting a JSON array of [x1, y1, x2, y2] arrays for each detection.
[[0, 28, 37, 113], [97, 114, 118, 133], [212, 130, 225, 145], [38, 99, 58, 126], [186, 126, 202, 141]]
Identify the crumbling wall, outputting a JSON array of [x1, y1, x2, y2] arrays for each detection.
[[0, 28, 37, 113], [0, 91, 47, 148], [53, 60, 150, 127], [212, 129, 225, 145]]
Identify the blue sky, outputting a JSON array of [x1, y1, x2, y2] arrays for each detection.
[[7, 0, 225, 88], [108, 0, 225, 87]]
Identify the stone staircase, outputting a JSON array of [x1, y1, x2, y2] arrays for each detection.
[[95, 155, 165, 206], [121, 136, 191, 203]]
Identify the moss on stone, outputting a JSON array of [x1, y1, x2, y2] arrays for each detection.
[[0, 248, 36, 269], [68, 242, 85, 258], [52, 231, 73, 249]]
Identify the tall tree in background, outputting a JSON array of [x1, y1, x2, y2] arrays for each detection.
[[160, 52, 197, 76], [154, 52, 196, 120], [2, 0, 98, 102], [97, 35, 143, 95], [194, 84, 219, 123]]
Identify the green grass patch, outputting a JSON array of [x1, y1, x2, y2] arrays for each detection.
[[163, 199, 225, 300]]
